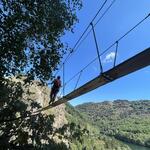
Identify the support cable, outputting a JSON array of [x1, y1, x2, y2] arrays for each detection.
[[91, 22, 103, 73], [63, 13, 150, 89], [65, 57, 97, 86], [73, 0, 117, 54], [94, 0, 117, 26], [100, 13, 150, 57], [113, 41, 119, 67], [74, 70, 83, 90], [54, 0, 108, 76]]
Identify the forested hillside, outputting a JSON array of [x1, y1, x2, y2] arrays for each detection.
[[65, 103, 131, 150], [76, 100, 150, 147]]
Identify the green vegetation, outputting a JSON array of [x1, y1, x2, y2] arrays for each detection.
[[0, 0, 82, 149], [65, 103, 99, 133], [65, 103, 131, 150], [0, 79, 131, 149], [76, 100, 150, 148], [1, 2, 149, 149], [0, 79, 88, 149], [0, 0, 82, 81]]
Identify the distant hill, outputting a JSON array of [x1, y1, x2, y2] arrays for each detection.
[[76, 100, 150, 147], [65, 103, 131, 150]]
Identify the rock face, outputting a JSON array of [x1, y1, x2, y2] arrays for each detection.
[[23, 81, 50, 107], [11, 76, 68, 128], [52, 104, 68, 128], [11, 76, 50, 107]]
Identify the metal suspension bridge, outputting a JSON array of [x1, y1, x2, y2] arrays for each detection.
[[1, 0, 150, 122], [37, 2, 150, 113]]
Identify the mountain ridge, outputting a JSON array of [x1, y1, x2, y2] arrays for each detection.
[[76, 100, 150, 147]]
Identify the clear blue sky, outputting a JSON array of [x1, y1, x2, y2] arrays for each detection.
[[58, 0, 150, 106]]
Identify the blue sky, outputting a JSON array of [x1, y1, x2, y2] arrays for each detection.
[[57, 0, 150, 106]]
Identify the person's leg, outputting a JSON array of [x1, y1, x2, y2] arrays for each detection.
[[52, 91, 56, 102], [52, 90, 59, 102], [50, 88, 54, 104]]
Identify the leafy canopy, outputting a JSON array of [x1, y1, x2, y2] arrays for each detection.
[[0, 0, 82, 149], [0, 0, 82, 81]]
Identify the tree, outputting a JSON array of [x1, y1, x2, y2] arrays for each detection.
[[0, 0, 82, 81], [0, 0, 82, 149]]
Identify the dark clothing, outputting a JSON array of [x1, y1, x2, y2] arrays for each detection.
[[53, 79, 61, 89], [50, 79, 61, 103]]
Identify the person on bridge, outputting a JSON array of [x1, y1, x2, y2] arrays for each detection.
[[49, 76, 61, 104]]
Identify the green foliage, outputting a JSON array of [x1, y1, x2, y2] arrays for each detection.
[[0, 79, 69, 149], [0, 1, 82, 149], [0, 0, 82, 81], [65, 102, 131, 150], [76, 100, 150, 147]]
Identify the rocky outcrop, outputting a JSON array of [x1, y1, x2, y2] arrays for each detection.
[[10, 76, 68, 128]]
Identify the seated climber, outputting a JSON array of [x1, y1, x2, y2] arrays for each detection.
[[49, 76, 61, 104]]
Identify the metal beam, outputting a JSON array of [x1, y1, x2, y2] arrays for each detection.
[[35, 47, 150, 113]]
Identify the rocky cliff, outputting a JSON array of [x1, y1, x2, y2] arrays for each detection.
[[10, 76, 68, 129]]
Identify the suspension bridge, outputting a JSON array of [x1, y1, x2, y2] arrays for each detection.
[[1, 0, 150, 122], [35, 1, 150, 113]]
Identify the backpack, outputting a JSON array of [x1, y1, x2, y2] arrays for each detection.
[[53, 79, 61, 88]]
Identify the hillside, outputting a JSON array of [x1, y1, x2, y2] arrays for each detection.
[[76, 100, 150, 147], [0, 77, 131, 150], [65, 103, 131, 150]]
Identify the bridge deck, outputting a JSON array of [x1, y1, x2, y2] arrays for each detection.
[[36, 47, 150, 113]]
